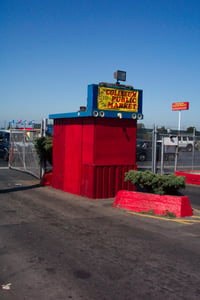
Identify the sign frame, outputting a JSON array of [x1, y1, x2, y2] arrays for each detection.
[[172, 102, 189, 111], [97, 86, 139, 113]]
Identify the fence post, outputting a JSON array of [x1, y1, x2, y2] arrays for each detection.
[[40, 118, 48, 180], [41, 118, 48, 138], [192, 127, 195, 170], [23, 125, 26, 170], [152, 125, 157, 174], [174, 142, 178, 172], [160, 136, 164, 174]]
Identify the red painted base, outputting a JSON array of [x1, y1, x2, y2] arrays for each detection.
[[42, 173, 53, 186], [52, 117, 137, 198], [113, 190, 193, 218], [175, 170, 200, 185]]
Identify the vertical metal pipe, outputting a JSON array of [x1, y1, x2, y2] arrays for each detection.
[[152, 125, 157, 174], [41, 118, 47, 137], [192, 127, 195, 170], [40, 118, 48, 180], [160, 136, 164, 175], [178, 111, 181, 133], [174, 145, 178, 172], [8, 128, 11, 168], [23, 123, 26, 170]]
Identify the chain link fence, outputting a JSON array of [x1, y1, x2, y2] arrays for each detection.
[[9, 129, 41, 178], [136, 126, 200, 174], [2, 122, 200, 178]]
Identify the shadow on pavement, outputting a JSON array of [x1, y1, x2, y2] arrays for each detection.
[[0, 184, 41, 194]]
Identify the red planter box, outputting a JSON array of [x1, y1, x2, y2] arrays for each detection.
[[113, 190, 193, 218], [175, 170, 200, 185]]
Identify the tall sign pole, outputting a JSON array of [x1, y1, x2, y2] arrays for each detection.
[[178, 110, 181, 133], [172, 102, 189, 134]]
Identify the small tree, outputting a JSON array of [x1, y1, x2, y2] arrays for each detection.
[[125, 170, 185, 195], [137, 123, 145, 129], [34, 136, 53, 168], [186, 126, 196, 133], [157, 126, 167, 134]]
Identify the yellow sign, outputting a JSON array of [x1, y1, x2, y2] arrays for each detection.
[[98, 87, 139, 112]]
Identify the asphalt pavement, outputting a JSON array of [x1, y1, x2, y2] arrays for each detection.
[[1, 165, 199, 208], [1, 168, 200, 300]]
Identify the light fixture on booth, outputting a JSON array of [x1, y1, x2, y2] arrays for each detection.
[[117, 113, 122, 119], [132, 114, 137, 119], [114, 70, 126, 84], [93, 111, 98, 117]]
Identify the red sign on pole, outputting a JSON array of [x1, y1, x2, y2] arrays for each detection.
[[172, 102, 189, 111]]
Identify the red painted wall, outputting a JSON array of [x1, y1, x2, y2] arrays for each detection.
[[52, 119, 65, 190], [52, 117, 137, 198], [63, 119, 83, 194], [94, 118, 136, 165]]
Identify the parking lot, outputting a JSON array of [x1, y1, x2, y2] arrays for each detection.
[[0, 168, 200, 299], [137, 147, 200, 173]]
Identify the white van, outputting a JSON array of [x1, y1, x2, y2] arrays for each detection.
[[178, 136, 195, 152], [157, 135, 196, 152]]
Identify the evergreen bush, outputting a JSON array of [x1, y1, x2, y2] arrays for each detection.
[[124, 170, 185, 195], [34, 136, 53, 165]]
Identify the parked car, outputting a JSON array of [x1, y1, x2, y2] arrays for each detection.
[[136, 139, 150, 161], [137, 139, 163, 162], [0, 130, 10, 161]]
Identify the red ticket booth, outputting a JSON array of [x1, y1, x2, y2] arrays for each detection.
[[49, 83, 143, 198]]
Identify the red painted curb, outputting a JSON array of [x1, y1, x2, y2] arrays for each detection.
[[113, 190, 193, 218], [175, 170, 200, 185], [42, 173, 53, 186]]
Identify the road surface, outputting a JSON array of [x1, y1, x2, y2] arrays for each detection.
[[0, 169, 200, 299]]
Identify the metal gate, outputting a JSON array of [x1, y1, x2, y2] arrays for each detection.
[[9, 129, 41, 178]]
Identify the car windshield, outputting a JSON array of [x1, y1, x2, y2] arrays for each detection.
[[0, 132, 9, 142]]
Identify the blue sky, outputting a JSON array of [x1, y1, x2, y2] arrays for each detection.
[[1, 0, 200, 130]]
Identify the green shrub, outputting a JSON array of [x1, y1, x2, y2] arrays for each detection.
[[163, 210, 176, 218], [34, 136, 53, 165], [124, 170, 185, 195]]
